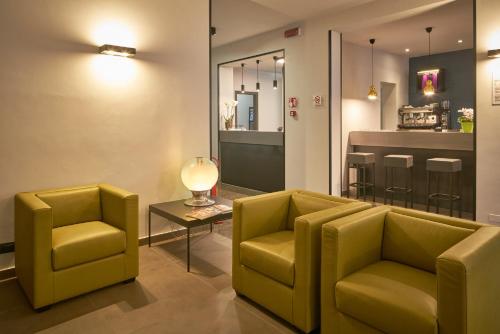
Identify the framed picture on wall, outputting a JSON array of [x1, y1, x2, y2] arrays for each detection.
[[416, 68, 445, 93]]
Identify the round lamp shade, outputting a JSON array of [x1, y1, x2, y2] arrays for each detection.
[[181, 157, 218, 192]]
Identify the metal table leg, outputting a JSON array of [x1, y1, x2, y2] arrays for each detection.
[[148, 210, 152, 247], [187, 227, 190, 272]]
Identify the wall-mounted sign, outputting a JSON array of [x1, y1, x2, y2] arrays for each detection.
[[493, 77, 500, 105], [289, 110, 297, 117], [288, 97, 298, 108], [313, 95, 323, 106]]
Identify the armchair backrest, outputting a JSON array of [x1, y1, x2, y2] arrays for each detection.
[[36, 186, 102, 228], [382, 210, 476, 273], [286, 191, 357, 230]]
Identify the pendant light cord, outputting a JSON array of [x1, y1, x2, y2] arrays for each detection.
[[371, 43, 374, 85]]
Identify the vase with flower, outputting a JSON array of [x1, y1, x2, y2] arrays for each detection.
[[222, 100, 238, 130]]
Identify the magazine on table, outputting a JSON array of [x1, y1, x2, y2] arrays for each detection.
[[185, 204, 232, 220]]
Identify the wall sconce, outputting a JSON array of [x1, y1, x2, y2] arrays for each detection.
[[488, 49, 500, 59], [99, 44, 136, 57]]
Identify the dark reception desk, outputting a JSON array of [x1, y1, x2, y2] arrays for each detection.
[[220, 130, 284, 192], [349, 131, 474, 213]]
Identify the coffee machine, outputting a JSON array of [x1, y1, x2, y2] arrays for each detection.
[[398, 102, 449, 130]]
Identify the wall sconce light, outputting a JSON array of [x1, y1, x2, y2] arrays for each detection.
[[99, 44, 136, 57], [488, 49, 500, 59], [210, 27, 217, 36]]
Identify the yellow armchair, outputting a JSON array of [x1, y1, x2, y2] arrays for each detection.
[[321, 206, 500, 334], [15, 184, 138, 310], [232, 189, 371, 333]]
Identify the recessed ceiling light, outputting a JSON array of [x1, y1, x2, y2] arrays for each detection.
[[405, 48, 410, 53], [458, 39, 463, 44]]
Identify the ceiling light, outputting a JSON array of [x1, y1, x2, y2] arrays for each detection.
[[240, 63, 245, 93], [367, 38, 377, 100], [458, 39, 463, 44], [99, 44, 136, 57], [423, 27, 435, 97], [273, 57, 279, 90], [405, 48, 410, 53], [256, 60, 261, 92], [488, 49, 500, 58]]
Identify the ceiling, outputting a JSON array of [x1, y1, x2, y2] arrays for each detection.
[[343, 0, 473, 56], [220, 51, 284, 73], [211, 0, 374, 47]]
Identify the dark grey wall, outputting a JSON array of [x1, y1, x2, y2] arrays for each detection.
[[409, 49, 474, 129]]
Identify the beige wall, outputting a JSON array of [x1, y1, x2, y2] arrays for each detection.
[[0, 0, 210, 252], [476, 0, 500, 223], [211, 0, 453, 193], [342, 42, 409, 190]]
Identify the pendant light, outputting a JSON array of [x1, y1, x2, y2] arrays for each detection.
[[240, 63, 245, 93], [367, 38, 377, 100], [423, 27, 436, 96], [272, 56, 278, 90], [256, 60, 261, 92]]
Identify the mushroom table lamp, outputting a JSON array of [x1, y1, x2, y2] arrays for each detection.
[[181, 157, 219, 206]]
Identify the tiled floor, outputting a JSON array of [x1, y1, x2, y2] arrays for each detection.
[[0, 189, 299, 334]]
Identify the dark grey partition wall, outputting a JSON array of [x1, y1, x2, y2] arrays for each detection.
[[220, 131, 284, 192]]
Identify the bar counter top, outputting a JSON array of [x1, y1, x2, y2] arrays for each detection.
[[219, 130, 283, 146], [349, 130, 473, 151]]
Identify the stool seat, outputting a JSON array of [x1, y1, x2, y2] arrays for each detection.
[[426, 158, 462, 173], [384, 155, 413, 168], [347, 153, 375, 165]]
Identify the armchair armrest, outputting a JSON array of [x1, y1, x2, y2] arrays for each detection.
[[293, 201, 372, 332], [437, 227, 500, 334], [233, 190, 293, 242], [99, 184, 139, 278], [321, 206, 388, 331], [232, 190, 293, 292], [14, 192, 54, 308]]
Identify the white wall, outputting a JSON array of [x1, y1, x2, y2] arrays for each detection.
[[476, 0, 500, 223], [0, 0, 209, 260], [219, 66, 234, 128], [232, 68, 283, 131], [211, 0, 451, 193], [341, 42, 409, 190]]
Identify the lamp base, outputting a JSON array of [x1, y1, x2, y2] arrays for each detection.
[[184, 190, 215, 207]]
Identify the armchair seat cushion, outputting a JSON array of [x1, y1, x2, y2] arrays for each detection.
[[336, 261, 437, 334], [52, 221, 126, 271], [240, 231, 295, 286]]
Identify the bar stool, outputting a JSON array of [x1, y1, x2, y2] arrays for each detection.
[[426, 158, 462, 217], [346, 152, 375, 202], [383, 155, 414, 208]]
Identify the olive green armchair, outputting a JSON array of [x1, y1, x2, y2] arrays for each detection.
[[15, 184, 138, 310], [321, 206, 500, 334], [232, 189, 371, 333]]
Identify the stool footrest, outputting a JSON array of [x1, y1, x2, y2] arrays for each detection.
[[428, 193, 461, 201], [349, 182, 374, 189], [385, 186, 413, 194]]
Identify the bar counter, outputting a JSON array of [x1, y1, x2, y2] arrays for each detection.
[[219, 130, 284, 192], [348, 130, 474, 214]]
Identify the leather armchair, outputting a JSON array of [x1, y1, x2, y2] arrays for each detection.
[[232, 189, 371, 333], [15, 184, 138, 310], [321, 206, 500, 334]]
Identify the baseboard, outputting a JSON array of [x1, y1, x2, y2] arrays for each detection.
[[0, 242, 15, 254], [221, 183, 265, 196], [0, 267, 15, 281], [138, 223, 216, 246]]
